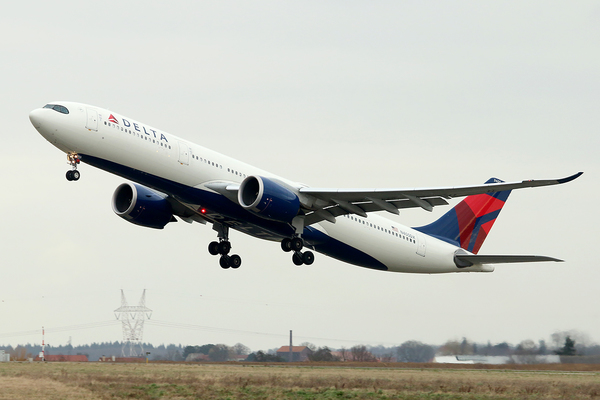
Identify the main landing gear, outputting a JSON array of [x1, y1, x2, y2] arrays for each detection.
[[281, 237, 314, 266], [66, 153, 81, 181], [208, 223, 241, 269]]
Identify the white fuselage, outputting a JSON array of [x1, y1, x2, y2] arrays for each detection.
[[30, 102, 492, 274]]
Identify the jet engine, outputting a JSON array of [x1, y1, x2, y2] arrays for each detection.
[[112, 183, 174, 229], [238, 176, 300, 223]]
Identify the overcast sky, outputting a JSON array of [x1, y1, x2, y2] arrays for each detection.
[[1, 1, 598, 353]]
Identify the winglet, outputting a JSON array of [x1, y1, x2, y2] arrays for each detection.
[[557, 172, 583, 184]]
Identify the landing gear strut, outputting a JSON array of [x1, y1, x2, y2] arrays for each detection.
[[208, 223, 242, 269], [281, 237, 314, 266], [66, 153, 81, 181]]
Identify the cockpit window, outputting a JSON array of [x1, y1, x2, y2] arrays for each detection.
[[43, 104, 69, 114]]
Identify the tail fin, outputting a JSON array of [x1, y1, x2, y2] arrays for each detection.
[[414, 178, 511, 254]]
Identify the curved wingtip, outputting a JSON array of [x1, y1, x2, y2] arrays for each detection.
[[558, 172, 583, 184]]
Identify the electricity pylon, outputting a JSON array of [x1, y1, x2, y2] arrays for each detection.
[[114, 289, 152, 357]]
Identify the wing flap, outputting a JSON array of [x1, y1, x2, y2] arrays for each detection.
[[304, 197, 449, 226]]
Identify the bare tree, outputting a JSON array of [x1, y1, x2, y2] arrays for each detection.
[[165, 344, 183, 361], [339, 347, 349, 362], [10, 346, 29, 361], [350, 345, 376, 362], [300, 342, 317, 351], [233, 343, 250, 356], [439, 338, 474, 355], [438, 340, 461, 355], [208, 344, 233, 361], [396, 341, 435, 363], [514, 340, 538, 364], [308, 347, 339, 362], [515, 340, 537, 355]]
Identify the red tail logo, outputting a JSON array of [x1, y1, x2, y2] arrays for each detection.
[[454, 193, 509, 253], [414, 178, 511, 254]]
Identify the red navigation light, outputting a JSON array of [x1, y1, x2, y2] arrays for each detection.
[[200, 208, 207, 214]]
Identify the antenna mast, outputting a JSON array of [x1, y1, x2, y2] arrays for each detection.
[[41, 327, 45, 361]]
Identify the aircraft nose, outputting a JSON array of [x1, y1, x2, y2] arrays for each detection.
[[29, 108, 45, 128]]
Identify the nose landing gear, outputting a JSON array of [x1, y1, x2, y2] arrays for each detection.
[[66, 153, 81, 181]]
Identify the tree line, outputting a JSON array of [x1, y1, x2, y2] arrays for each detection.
[[2, 330, 597, 362]]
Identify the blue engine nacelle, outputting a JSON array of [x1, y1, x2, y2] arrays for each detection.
[[111, 183, 174, 229], [238, 176, 300, 223]]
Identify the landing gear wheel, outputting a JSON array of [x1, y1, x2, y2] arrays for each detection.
[[229, 254, 242, 269], [281, 238, 292, 252], [302, 251, 314, 265], [218, 241, 231, 255], [66, 170, 80, 181], [292, 252, 304, 266], [219, 255, 231, 269], [291, 237, 303, 252], [210, 223, 242, 270], [208, 241, 220, 256]]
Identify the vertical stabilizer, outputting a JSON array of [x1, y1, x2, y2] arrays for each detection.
[[414, 178, 511, 254]]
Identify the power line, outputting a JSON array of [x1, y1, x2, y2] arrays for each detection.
[[0, 319, 400, 347], [0, 320, 119, 339], [147, 320, 287, 338], [147, 320, 401, 346]]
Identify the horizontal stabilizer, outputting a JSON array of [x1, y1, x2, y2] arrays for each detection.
[[454, 254, 563, 268]]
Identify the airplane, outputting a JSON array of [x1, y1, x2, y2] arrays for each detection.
[[29, 102, 582, 273]]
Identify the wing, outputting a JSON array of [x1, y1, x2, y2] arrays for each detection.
[[299, 172, 582, 225], [202, 172, 582, 226]]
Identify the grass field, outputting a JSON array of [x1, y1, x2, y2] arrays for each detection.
[[0, 362, 599, 399]]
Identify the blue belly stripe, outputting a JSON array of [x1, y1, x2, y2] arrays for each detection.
[[81, 154, 387, 270]]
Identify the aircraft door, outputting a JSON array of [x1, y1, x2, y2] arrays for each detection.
[[86, 108, 98, 131], [416, 233, 426, 257], [178, 141, 190, 165]]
